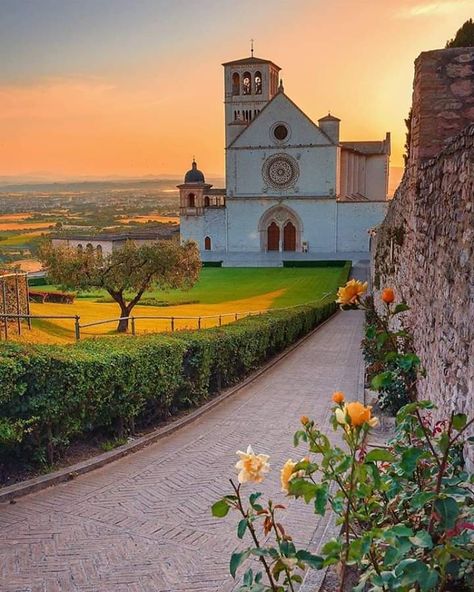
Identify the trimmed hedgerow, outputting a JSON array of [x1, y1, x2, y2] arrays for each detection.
[[0, 301, 337, 466]]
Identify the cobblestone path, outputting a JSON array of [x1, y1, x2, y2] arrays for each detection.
[[0, 310, 364, 592]]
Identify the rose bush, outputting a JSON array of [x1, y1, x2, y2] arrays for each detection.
[[212, 285, 473, 591]]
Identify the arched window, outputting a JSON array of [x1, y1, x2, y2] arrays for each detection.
[[204, 195, 210, 207], [242, 72, 251, 95], [254, 71, 262, 94], [232, 72, 240, 95], [86, 243, 94, 253], [77, 244, 83, 253], [204, 236, 211, 251], [96, 244, 103, 256], [188, 193, 195, 207]]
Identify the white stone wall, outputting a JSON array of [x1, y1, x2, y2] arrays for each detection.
[[336, 201, 388, 252], [180, 208, 227, 253], [365, 154, 389, 200]]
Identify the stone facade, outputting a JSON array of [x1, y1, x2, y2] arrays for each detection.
[[372, 47, 473, 463], [179, 52, 390, 265]]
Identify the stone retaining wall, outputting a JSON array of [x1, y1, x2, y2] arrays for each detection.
[[371, 47, 473, 464]]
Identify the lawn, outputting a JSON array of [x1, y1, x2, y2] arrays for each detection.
[[17, 266, 349, 343]]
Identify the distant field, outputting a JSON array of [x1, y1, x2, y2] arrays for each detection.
[[119, 214, 179, 225], [14, 266, 348, 343]]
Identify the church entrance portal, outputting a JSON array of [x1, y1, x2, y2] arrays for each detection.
[[267, 222, 280, 251], [259, 206, 302, 253], [283, 221, 296, 251]]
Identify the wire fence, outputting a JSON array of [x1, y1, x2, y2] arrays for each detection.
[[0, 292, 334, 341]]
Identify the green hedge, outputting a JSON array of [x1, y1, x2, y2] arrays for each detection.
[[202, 261, 223, 267], [283, 260, 349, 268], [27, 276, 49, 286], [0, 301, 337, 466]]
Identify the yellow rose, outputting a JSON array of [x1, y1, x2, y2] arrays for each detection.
[[280, 458, 306, 493], [235, 445, 270, 484], [280, 459, 297, 493], [346, 401, 377, 427], [336, 279, 368, 306], [335, 405, 348, 425]]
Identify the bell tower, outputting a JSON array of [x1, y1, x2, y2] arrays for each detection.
[[223, 49, 281, 147]]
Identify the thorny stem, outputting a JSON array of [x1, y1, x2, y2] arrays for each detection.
[[230, 479, 278, 592], [415, 408, 441, 467], [269, 505, 296, 592], [428, 416, 454, 535]]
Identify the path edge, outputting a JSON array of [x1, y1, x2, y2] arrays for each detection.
[[0, 310, 340, 504]]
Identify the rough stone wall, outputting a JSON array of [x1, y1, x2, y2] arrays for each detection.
[[372, 47, 474, 463], [410, 48, 474, 160]]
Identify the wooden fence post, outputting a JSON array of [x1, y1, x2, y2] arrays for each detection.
[[75, 316, 81, 341]]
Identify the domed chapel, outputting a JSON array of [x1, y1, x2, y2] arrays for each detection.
[[178, 52, 390, 265]]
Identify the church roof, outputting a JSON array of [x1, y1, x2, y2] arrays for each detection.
[[227, 90, 336, 148], [222, 56, 281, 70], [341, 140, 390, 155], [319, 114, 341, 122], [184, 159, 206, 183]]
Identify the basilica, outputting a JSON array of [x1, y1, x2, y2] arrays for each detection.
[[178, 53, 390, 265]]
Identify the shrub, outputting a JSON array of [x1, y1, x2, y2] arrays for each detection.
[[0, 301, 337, 467]]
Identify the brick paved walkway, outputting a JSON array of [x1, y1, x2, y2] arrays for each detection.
[[0, 311, 364, 592]]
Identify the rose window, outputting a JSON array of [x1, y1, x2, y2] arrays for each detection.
[[262, 154, 299, 189]]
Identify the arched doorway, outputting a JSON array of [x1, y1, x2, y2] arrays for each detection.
[[258, 205, 303, 253], [204, 236, 211, 251], [267, 222, 280, 251], [283, 221, 296, 251]]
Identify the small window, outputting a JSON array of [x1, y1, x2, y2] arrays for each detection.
[[86, 243, 94, 253], [77, 244, 83, 252], [204, 236, 211, 251], [232, 72, 240, 95], [96, 244, 103, 256], [273, 124, 288, 141], [254, 71, 262, 94], [242, 72, 251, 95], [188, 193, 195, 207], [204, 196, 210, 207]]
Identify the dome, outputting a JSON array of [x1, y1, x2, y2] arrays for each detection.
[[184, 159, 205, 183]]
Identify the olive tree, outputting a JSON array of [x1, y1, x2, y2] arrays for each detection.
[[39, 239, 201, 332]]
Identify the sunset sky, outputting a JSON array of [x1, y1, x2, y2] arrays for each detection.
[[0, 0, 472, 180]]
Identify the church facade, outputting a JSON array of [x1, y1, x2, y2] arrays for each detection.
[[179, 54, 390, 264]]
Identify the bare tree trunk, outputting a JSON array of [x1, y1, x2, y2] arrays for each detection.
[[108, 287, 146, 333]]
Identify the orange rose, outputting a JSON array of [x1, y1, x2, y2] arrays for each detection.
[[300, 415, 310, 426], [346, 401, 375, 427], [332, 391, 345, 404], [381, 288, 395, 304]]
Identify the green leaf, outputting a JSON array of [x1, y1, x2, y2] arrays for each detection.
[[420, 570, 439, 591], [434, 497, 459, 529], [314, 484, 329, 515], [399, 447, 426, 476], [409, 530, 433, 549], [393, 303, 410, 314], [395, 558, 428, 585], [288, 478, 317, 503], [295, 550, 324, 569], [410, 491, 435, 509], [243, 568, 253, 586], [249, 492, 262, 507], [230, 550, 250, 578], [452, 413, 467, 431], [371, 371, 394, 391], [365, 449, 396, 463], [212, 499, 230, 518], [385, 524, 414, 537], [237, 519, 247, 539], [397, 353, 420, 372]]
